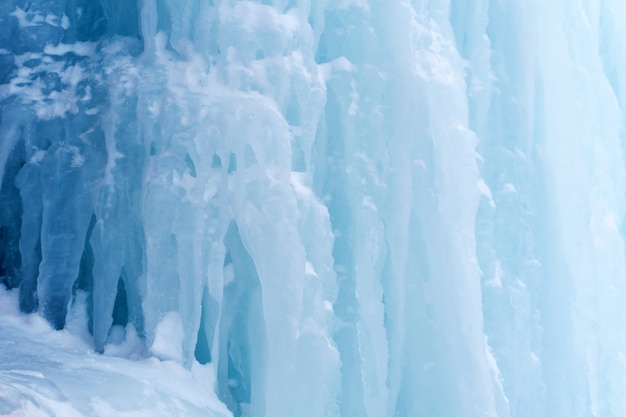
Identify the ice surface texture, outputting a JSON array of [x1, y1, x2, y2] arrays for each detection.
[[2, 0, 626, 417]]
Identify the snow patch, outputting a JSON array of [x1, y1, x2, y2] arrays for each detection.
[[151, 312, 185, 362]]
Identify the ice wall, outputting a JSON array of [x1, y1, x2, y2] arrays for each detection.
[[2, 0, 626, 417]]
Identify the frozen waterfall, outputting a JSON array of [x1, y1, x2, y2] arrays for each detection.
[[2, 0, 626, 416]]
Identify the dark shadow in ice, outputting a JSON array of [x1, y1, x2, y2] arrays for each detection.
[[218, 220, 268, 417]]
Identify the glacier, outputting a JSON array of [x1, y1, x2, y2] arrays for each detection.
[[1, 0, 626, 416]]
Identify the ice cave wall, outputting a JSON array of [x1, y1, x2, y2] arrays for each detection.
[[2, 1, 626, 417]]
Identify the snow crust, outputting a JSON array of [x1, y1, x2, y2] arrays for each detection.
[[0, 289, 230, 417]]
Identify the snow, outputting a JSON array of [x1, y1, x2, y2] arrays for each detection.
[[43, 43, 96, 57], [151, 312, 185, 362], [0, 289, 230, 417]]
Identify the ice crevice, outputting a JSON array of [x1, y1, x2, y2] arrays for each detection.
[[2, 1, 626, 417]]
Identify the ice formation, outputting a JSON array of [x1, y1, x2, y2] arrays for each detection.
[[2, 0, 626, 416]]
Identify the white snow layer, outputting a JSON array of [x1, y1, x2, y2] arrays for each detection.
[[0, 289, 230, 417]]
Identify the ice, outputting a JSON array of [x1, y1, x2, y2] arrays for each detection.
[[2, 1, 626, 417]]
